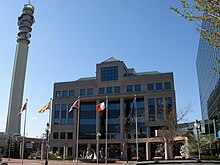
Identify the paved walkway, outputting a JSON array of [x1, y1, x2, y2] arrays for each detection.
[[1, 158, 220, 165]]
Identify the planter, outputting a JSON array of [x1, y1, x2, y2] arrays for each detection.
[[153, 156, 163, 160]]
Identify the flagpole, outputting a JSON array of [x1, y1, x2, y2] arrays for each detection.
[[134, 95, 138, 162], [48, 98, 52, 125], [76, 97, 80, 165], [21, 99, 28, 165], [105, 96, 108, 165]]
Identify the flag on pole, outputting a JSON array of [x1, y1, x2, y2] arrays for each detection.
[[130, 97, 136, 117], [38, 102, 50, 113], [69, 99, 79, 112], [18, 102, 27, 115], [96, 102, 106, 112]]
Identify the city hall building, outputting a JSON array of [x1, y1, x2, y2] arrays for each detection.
[[50, 57, 177, 160]]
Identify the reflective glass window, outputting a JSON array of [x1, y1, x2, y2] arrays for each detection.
[[126, 85, 133, 92], [62, 90, 68, 97], [164, 82, 171, 89], [67, 132, 73, 139], [69, 90, 74, 96], [60, 132, 66, 139], [156, 98, 164, 120], [147, 83, 154, 91], [53, 132, 59, 139], [87, 88, 93, 95], [156, 83, 163, 90], [101, 66, 118, 81], [148, 98, 155, 121], [106, 87, 112, 94], [134, 84, 141, 92], [99, 87, 105, 94], [55, 91, 61, 98], [114, 86, 120, 93], [80, 89, 86, 96]]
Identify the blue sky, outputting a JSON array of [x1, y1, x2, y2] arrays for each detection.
[[0, 0, 201, 138]]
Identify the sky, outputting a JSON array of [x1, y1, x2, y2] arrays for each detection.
[[0, 0, 201, 138]]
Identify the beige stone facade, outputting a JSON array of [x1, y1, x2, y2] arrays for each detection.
[[50, 57, 176, 160]]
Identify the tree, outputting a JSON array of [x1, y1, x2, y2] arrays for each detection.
[[171, 0, 220, 73], [156, 104, 192, 159]]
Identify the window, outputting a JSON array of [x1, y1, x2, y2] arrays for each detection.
[[148, 98, 155, 121], [53, 132, 59, 139], [80, 89, 86, 96], [87, 88, 93, 95], [55, 91, 61, 98], [114, 86, 120, 93], [156, 83, 162, 90], [126, 85, 133, 92], [60, 132, 66, 139], [99, 87, 105, 94], [62, 90, 68, 97], [67, 132, 73, 139], [54, 104, 60, 125], [69, 90, 74, 96], [106, 87, 112, 94], [61, 104, 67, 125], [101, 66, 118, 81], [164, 82, 171, 89], [147, 83, 154, 91], [134, 84, 141, 92]]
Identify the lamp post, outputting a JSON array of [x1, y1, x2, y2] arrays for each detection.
[[194, 120, 201, 161], [96, 132, 101, 165], [45, 123, 50, 165]]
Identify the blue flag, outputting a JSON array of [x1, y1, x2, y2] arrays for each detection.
[[130, 98, 136, 117]]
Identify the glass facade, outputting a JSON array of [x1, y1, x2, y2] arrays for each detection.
[[69, 90, 74, 96], [87, 88, 93, 95], [54, 104, 60, 125], [80, 102, 96, 139], [80, 89, 86, 96], [62, 90, 68, 97], [101, 66, 118, 81], [99, 87, 105, 94], [164, 82, 171, 90], [196, 20, 220, 119], [114, 86, 120, 93], [156, 98, 164, 120], [55, 91, 61, 98], [148, 98, 155, 121], [106, 87, 113, 94], [156, 83, 162, 90], [134, 84, 141, 92], [147, 83, 154, 91], [126, 85, 133, 92], [61, 104, 67, 125]]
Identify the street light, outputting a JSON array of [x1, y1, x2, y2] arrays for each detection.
[[96, 132, 101, 165], [45, 123, 50, 165], [194, 120, 201, 161]]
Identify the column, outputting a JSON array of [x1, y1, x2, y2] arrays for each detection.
[[146, 142, 151, 160]]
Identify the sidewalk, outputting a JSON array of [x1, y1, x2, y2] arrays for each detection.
[[1, 158, 125, 165], [1, 158, 220, 165]]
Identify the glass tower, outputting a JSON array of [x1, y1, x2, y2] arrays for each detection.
[[196, 21, 220, 119]]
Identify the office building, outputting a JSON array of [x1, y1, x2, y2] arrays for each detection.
[[196, 20, 220, 120], [50, 57, 176, 160]]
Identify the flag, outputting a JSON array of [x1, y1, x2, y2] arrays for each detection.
[[38, 102, 50, 113], [69, 99, 79, 112], [96, 102, 106, 112], [18, 102, 27, 115], [130, 97, 136, 117]]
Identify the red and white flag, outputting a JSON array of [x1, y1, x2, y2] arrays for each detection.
[[69, 99, 79, 112], [96, 102, 106, 112], [18, 102, 27, 115]]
